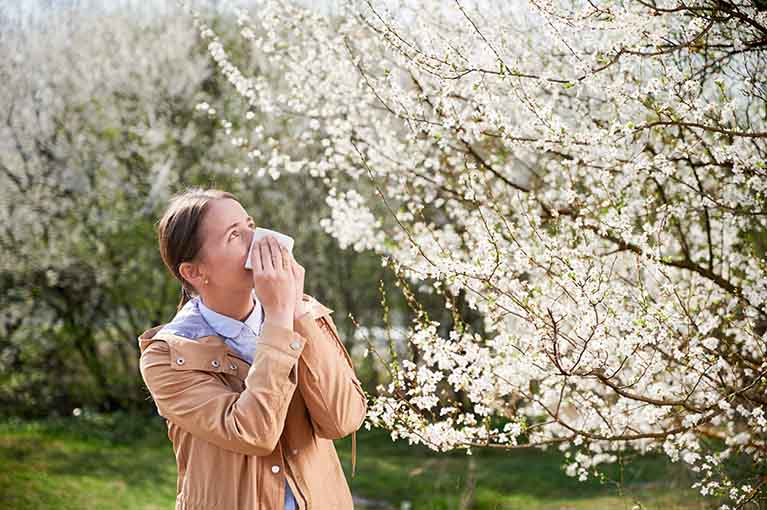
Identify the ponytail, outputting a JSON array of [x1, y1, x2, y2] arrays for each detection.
[[177, 286, 193, 312]]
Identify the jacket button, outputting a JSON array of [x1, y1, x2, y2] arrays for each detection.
[[229, 363, 237, 370], [176, 357, 185, 365], [290, 340, 301, 350], [271, 465, 280, 473], [211, 360, 220, 368], [291, 449, 298, 455]]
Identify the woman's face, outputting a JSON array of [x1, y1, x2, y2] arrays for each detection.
[[181, 198, 256, 294]]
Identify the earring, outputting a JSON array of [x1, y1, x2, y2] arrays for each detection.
[[204, 278, 209, 285]]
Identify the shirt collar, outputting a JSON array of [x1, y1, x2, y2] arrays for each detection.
[[197, 290, 263, 339]]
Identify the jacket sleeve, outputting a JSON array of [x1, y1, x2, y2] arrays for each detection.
[[139, 320, 306, 456], [294, 303, 368, 440]]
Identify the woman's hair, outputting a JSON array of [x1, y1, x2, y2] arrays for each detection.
[[156, 187, 239, 312]]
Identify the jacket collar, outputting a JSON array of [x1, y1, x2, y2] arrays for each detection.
[[139, 329, 241, 374], [137, 293, 333, 363]]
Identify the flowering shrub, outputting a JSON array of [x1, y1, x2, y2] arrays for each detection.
[[0, 8, 228, 413], [193, 0, 767, 505]]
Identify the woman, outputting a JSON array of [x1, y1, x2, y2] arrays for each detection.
[[138, 187, 367, 510]]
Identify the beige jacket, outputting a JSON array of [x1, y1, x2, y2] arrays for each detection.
[[138, 294, 367, 510]]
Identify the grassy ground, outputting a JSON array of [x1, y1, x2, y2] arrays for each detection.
[[0, 412, 713, 510]]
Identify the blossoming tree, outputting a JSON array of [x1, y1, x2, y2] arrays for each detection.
[[191, 0, 767, 505]]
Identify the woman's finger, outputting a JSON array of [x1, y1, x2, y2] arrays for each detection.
[[291, 258, 301, 278], [279, 245, 289, 269], [252, 239, 264, 273], [259, 240, 273, 272], [268, 237, 284, 273]]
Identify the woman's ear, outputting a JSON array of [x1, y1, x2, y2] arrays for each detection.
[[179, 261, 203, 289]]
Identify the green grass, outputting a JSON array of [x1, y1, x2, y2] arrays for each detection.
[[0, 412, 713, 509], [0, 413, 178, 510]]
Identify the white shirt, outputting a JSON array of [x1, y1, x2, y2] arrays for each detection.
[[198, 289, 264, 364]]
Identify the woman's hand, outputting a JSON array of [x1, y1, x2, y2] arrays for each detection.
[[250, 236, 295, 330], [289, 252, 309, 320]]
